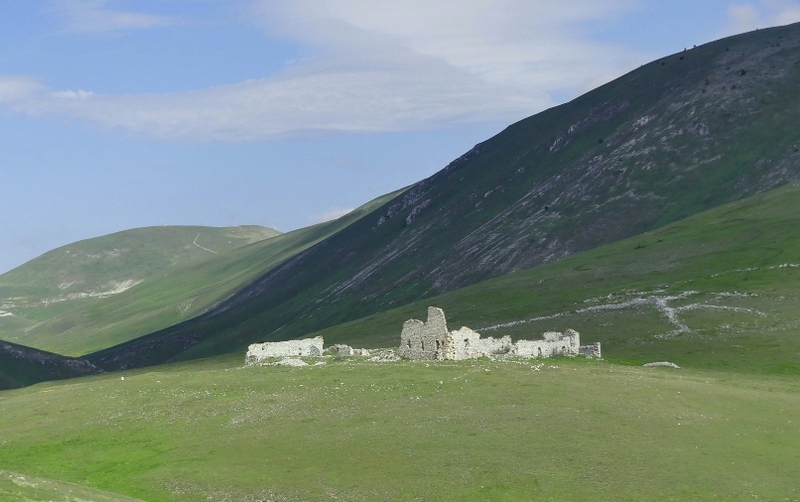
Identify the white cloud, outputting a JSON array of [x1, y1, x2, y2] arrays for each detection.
[[725, 0, 800, 34], [0, 76, 44, 103], [48, 0, 175, 33], [310, 207, 354, 223], [2, 1, 647, 142]]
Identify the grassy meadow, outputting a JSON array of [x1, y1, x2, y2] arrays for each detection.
[[0, 354, 798, 501]]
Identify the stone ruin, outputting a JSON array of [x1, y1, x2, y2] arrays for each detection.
[[245, 336, 371, 365], [245, 306, 601, 365], [398, 306, 601, 361], [246, 336, 324, 365]]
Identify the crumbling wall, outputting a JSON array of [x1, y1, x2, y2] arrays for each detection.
[[448, 326, 481, 359], [398, 306, 450, 360], [513, 329, 580, 358], [477, 335, 514, 357], [246, 336, 324, 365], [579, 342, 602, 358], [330, 344, 371, 357]]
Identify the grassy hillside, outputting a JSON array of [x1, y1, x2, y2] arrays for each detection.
[[0, 340, 99, 390], [0, 225, 278, 352], [0, 192, 398, 356], [311, 180, 800, 375], [0, 355, 797, 501], [90, 23, 800, 370]]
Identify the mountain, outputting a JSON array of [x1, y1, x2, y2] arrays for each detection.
[[0, 225, 279, 354], [0, 340, 100, 390], [88, 23, 800, 370]]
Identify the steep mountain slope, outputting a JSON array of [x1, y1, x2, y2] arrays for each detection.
[[313, 180, 800, 375], [0, 340, 99, 390], [92, 23, 800, 370], [0, 225, 278, 353]]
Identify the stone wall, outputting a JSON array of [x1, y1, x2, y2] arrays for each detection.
[[579, 342, 602, 358], [513, 329, 581, 358], [330, 344, 371, 357], [246, 336, 324, 365]]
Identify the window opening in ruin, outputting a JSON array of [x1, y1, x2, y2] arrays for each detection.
[[407, 340, 412, 349], [561, 345, 566, 354], [537, 347, 543, 357], [421, 340, 425, 351], [436, 340, 441, 350]]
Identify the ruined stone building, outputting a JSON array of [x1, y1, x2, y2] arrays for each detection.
[[245, 337, 372, 365], [398, 306, 601, 360], [246, 336, 324, 365]]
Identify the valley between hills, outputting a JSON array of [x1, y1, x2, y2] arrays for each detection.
[[1, 23, 799, 502]]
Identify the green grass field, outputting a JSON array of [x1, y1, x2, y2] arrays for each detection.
[[0, 354, 797, 501]]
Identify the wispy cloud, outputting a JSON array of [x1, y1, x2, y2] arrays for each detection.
[[0, 76, 44, 102], [3, 1, 646, 142], [310, 207, 354, 223], [48, 0, 175, 34], [724, 0, 800, 34]]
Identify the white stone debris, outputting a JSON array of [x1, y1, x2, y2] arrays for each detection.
[[643, 361, 681, 368], [397, 307, 601, 361], [329, 344, 371, 357], [271, 358, 309, 367]]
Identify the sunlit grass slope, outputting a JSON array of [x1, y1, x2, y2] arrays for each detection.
[[0, 191, 399, 357], [0, 225, 279, 353], [0, 470, 143, 502], [311, 181, 800, 375], [0, 355, 797, 501]]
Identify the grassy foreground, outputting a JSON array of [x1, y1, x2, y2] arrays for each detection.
[[0, 470, 143, 502], [0, 354, 798, 501]]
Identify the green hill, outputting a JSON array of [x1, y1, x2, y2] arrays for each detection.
[[90, 23, 800, 370], [0, 225, 279, 354]]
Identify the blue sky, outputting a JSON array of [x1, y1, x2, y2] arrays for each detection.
[[2, 0, 799, 274]]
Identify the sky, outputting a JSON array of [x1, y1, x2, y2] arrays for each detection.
[[1, 0, 799, 274]]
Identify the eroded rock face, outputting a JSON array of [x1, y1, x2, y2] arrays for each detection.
[[398, 307, 598, 361], [245, 336, 324, 365]]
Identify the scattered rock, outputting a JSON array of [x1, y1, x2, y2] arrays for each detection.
[[643, 361, 681, 368]]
